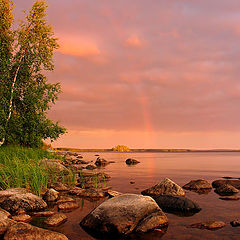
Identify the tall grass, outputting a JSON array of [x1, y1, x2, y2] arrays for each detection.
[[0, 146, 64, 196]]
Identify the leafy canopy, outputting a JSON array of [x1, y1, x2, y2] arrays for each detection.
[[0, 0, 66, 147]]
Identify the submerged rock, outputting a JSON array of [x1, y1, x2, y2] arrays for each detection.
[[214, 184, 239, 196], [58, 202, 79, 211], [4, 222, 68, 239], [0, 189, 47, 214], [44, 213, 67, 227], [30, 211, 55, 217], [126, 159, 140, 165], [80, 194, 168, 238], [219, 196, 240, 200], [188, 221, 226, 230], [183, 179, 212, 191], [212, 179, 240, 189], [12, 214, 32, 223], [153, 195, 201, 213], [69, 187, 105, 199], [141, 178, 185, 197], [56, 196, 76, 204]]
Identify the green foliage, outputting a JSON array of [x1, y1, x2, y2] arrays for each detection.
[[0, 0, 66, 147], [0, 146, 63, 195], [112, 145, 131, 152]]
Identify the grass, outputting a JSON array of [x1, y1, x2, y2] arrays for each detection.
[[0, 145, 70, 196]]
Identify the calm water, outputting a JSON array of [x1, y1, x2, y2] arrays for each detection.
[[32, 152, 240, 239]]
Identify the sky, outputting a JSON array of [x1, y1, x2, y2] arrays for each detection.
[[13, 0, 240, 149]]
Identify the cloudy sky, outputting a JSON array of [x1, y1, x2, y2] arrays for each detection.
[[13, 0, 240, 149]]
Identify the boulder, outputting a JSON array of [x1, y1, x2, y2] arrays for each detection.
[[12, 214, 32, 223], [0, 212, 16, 235], [30, 211, 55, 217], [4, 222, 68, 240], [95, 157, 109, 167], [183, 179, 212, 191], [0, 189, 47, 214], [51, 182, 69, 192], [106, 190, 123, 198], [141, 178, 185, 197], [212, 180, 240, 189], [80, 194, 168, 238], [40, 159, 70, 175], [43, 189, 59, 202], [153, 195, 201, 213], [56, 196, 76, 204], [188, 221, 226, 230], [126, 159, 140, 165], [214, 184, 239, 196], [69, 187, 105, 199], [44, 213, 67, 227]]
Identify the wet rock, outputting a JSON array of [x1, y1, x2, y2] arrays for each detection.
[[31, 211, 55, 217], [130, 181, 135, 184], [12, 214, 32, 223], [95, 157, 109, 167], [58, 202, 79, 211], [153, 195, 201, 213], [76, 159, 89, 164], [51, 182, 69, 191], [212, 179, 240, 189], [230, 220, 240, 227], [44, 213, 67, 227], [80, 194, 168, 238], [214, 184, 239, 196], [86, 164, 97, 170], [4, 222, 68, 239], [219, 196, 240, 200], [188, 221, 226, 230], [0, 212, 16, 235], [183, 179, 212, 191], [40, 159, 70, 175], [106, 190, 123, 198], [0, 189, 47, 214], [126, 158, 140, 165], [43, 188, 59, 202], [0, 209, 11, 218], [78, 172, 111, 188], [56, 196, 76, 204], [141, 178, 185, 197], [69, 187, 105, 199]]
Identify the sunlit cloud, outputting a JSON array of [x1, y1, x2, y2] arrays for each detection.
[[124, 34, 143, 48]]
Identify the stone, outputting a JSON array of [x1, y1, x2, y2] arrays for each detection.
[[44, 213, 67, 227], [214, 184, 239, 195], [58, 202, 79, 211], [12, 214, 32, 223], [188, 221, 226, 230], [31, 211, 55, 217], [141, 178, 185, 197], [219, 196, 240, 200], [43, 189, 59, 202], [40, 159, 70, 175], [56, 196, 76, 204], [153, 195, 201, 213], [212, 179, 240, 189], [80, 194, 168, 238], [126, 159, 140, 165], [0, 189, 47, 214], [70, 164, 83, 172], [230, 220, 240, 227], [85, 164, 97, 170], [4, 222, 68, 240], [0, 209, 11, 218], [51, 182, 69, 191], [95, 157, 109, 167], [0, 212, 16, 235], [106, 190, 123, 198], [183, 179, 212, 191], [69, 187, 105, 199]]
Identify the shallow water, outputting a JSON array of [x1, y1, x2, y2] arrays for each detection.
[[32, 152, 240, 239]]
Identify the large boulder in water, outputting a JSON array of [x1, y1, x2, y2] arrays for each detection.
[[214, 184, 239, 196], [183, 179, 212, 191], [153, 195, 201, 213], [80, 194, 168, 238], [141, 178, 185, 197], [95, 157, 109, 167], [0, 189, 47, 214], [4, 222, 68, 240]]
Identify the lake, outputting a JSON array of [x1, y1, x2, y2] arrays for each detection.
[[33, 152, 240, 239]]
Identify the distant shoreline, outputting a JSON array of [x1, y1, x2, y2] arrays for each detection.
[[55, 148, 240, 153]]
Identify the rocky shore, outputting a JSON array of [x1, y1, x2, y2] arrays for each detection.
[[0, 151, 240, 239]]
